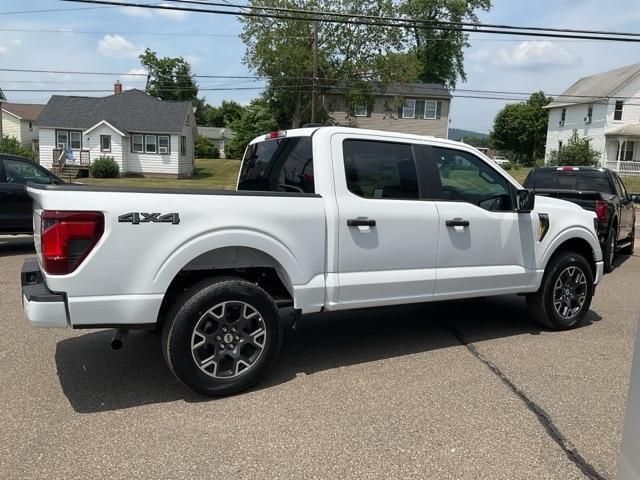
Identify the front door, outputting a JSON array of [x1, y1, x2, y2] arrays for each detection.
[[332, 135, 440, 309], [426, 146, 535, 298], [613, 173, 635, 241]]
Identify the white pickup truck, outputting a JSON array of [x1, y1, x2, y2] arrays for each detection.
[[22, 127, 603, 396]]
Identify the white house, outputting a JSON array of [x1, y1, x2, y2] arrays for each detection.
[[544, 63, 640, 174], [1, 102, 44, 151], [35, 85, 196, 177]]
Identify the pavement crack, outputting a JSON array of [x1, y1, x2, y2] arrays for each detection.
[[443, 322, 607, 480]]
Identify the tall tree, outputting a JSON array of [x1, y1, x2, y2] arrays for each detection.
[[400, 0, 491, 88], [225, 96, 279, 159], [490, 91, 553, 165], [240, 0, 409, 128], [139, 48, 198, 101]]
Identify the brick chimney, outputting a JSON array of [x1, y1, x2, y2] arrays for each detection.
[[114, 80, 122, 95]]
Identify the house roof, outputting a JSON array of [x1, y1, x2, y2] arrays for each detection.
[[383, 82, 451, 99], [35, 89, 192, 134], [545, 63, 640, 109], [1, 102, 45, 121], [605, 124, 640, 136], [197, 126, 234, 140]]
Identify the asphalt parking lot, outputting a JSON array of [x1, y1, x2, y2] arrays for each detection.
[[1, 234, 638, 480]]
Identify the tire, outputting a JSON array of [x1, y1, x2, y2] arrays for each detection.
[[526, 251, 594, 330], [620, 225, 635, 255], [603, 227, 616, 273], [162, 277, 283, 396]]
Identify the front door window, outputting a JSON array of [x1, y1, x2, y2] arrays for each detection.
[[618, 141, 635, 161]]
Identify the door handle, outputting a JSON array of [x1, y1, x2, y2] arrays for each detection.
[[347, 218, 376, 227], [445, 218, 469, 228]]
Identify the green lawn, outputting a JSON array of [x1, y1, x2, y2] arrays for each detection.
[[81, 158, 241, 190]]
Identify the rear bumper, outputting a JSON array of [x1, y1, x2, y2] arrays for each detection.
[[21, 257, 69, 328]]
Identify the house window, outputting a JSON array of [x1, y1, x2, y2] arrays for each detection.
[[614, 101, 624, 121], [354, 104, 368, 117], [558, 140, 563, 150], [158, 135, 170, 154], [145, 135, 157, 153], [402, 99, 416, 118], [56, 131, 68, 149], [100, 135, 111, 152], [586, 104, 593, 123], [560, 108, 566, 124], [618, 141, 635, 162], [424, 100, 438, 119], [28, 121, 33, 131], [132, 134, 144, 153], [70, 131, 81, 149], [180, 135, 187, 156]]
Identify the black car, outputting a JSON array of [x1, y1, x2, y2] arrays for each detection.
[[0, 153, 66, 235], [523, 166, 636, 272]]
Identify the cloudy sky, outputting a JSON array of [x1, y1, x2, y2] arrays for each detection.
[[1, 0, 639, 133]]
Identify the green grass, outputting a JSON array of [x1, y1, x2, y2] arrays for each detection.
[[81, 158, 241, 190]]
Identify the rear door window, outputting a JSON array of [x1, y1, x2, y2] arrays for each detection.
[[237, 137, 314, 193], [3, 159, 52, 185], [342, 139, 419, 199]]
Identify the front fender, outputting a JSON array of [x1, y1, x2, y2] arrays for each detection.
[[541, 225, 603, 268]]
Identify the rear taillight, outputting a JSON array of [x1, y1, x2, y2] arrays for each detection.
[[41, 211, 104, 275], [594, 200, 607, 224]]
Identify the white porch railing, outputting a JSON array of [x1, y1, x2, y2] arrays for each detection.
[[605, 161, 640, 175]]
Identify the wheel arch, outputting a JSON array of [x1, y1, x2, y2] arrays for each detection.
[[542, 230, 599, 278]]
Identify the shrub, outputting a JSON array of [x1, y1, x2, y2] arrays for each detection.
[[547, 130, 601, 167], [0, 135, 37, 161], [503, 162, 513, 170], [194, 135, 220, 159], [90, 156, 120, 178]]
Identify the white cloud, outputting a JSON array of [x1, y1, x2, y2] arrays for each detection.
[[0, 46, 8, 55], [156, 3, 189, 21], [119, 6, 152, 18], [495, 41, 578, 69], [98, 34, 141, 59], [184, 54, 202, 65]]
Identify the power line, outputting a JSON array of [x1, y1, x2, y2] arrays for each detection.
[[0, 5, 112, 15], [165, 0, 640, 39], [65, 0, 640, 43]]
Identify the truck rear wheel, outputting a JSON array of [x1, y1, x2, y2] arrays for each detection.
[[162, 277, 283, 396], [603, 227, 616, 273], [526, 251, 594, 330]]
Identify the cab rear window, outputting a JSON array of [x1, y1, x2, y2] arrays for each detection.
[[237, 137, 314, 193], [524, 170, 613, 193]]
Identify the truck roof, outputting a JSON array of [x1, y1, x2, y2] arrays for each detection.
[[248, 126, 472, 150]]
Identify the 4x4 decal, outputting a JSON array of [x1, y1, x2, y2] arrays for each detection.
[[118, 212, 180, 225]]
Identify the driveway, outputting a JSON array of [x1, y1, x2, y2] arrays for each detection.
[[0, 234, 638, 479]]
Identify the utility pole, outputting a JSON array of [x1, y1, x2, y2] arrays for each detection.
[[310, 21, 318, 124]]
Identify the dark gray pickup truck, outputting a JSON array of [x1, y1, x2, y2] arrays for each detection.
[[524, 166, 636, 272]]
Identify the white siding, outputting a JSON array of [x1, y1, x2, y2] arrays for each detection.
[[84, 125, 124, 170], [19, 119, 39, 149], [178, 111, 195, 176], [2, 113, 21, 141], [545, 103, 607, 162], [38, 128, 56, 169], [124, 134, 178, 175]]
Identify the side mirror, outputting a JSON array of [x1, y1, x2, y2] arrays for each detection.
[[631, 193, 640, 204], [517, 189, 535, 212]]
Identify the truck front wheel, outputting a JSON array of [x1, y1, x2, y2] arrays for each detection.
[[526, 251, 594, 330], [162, 278, 283, 396]]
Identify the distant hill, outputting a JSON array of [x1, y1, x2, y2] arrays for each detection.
[[448, 128, 489, 141]]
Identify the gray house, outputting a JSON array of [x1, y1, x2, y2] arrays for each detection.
[[324, 83, 452, 138], [36, 86, 196, 177], [197, 126, 234, 158]]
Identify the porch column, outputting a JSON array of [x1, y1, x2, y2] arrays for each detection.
[[617, 138, 623, 172]]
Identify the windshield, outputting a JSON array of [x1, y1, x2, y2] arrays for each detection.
[[237, 137, 314, 193], [525, 170, 613, 193]]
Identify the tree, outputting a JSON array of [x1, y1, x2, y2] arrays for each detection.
[[139, 48, 198, 101], [240, 0, 410, 128], [0, 136, 36, 161], [547, 130, 601, 166], [205, 100, 246, 127], [225, 97, 279, 159], [194, 135, 220, 159], [399, 0, 492, 89], [490, 91, 553, 165]]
